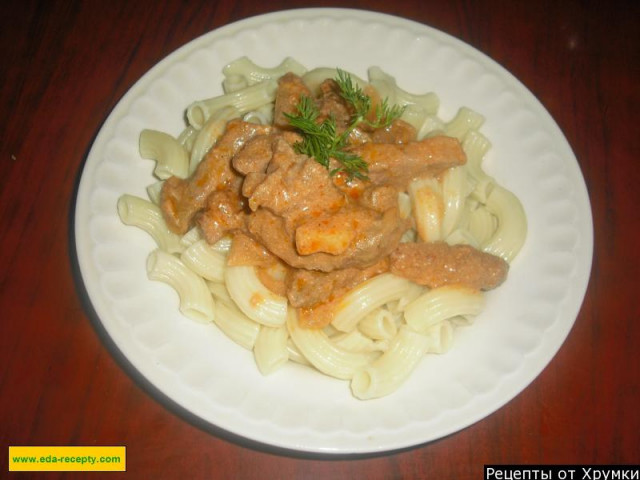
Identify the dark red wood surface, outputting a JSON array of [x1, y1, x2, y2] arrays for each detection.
[[1, 1, 638, 478]]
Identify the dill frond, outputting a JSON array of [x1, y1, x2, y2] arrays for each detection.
[[284, 69, 405, 180]]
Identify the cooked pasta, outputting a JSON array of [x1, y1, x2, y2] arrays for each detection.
[[350, 325, 431, 400], [225, 265, 288, 327], [223, 56, 308, 90], [368, 66, 440, 127], [481, 184, 528, 262], [180, 239, 227, 283], [146, 249, 215, 323], [139, 129, 190, 180], [253, 325, 289, 374], [440, 165, 474, 238], [443, 107, 485, 141], [408, 177, 444, 242], [331, 274, 413, 333], [117, 194, 183, 254], [424, 320, 455, 354], [186, 80, 278, 129], [357, 308, 398, 341], [117, 58, 527, 400], [330, 329, 388, 354], [213, 300, 260, 349], [287, 309, 379, 380], [403, 286, 485, 334]]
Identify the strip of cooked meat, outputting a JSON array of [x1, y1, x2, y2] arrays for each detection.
[[389, 242, 509, 291], [160, 119, 271, 234], [285, 258, 389, 308], [349, 135, 466, 188], [245, 139, 409, 272], [196, 190, 246, 244], [273, 72, 312, 128]]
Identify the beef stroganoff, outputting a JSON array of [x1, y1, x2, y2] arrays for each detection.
[[117, 57, 527, 399]]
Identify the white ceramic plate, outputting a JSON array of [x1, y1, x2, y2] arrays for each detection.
[[74, 8, 593, 454]]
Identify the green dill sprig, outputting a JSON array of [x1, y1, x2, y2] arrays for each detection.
[[334, 69, 405, 130], [285, 96, 368, 179], [284, 69, 404, 180]]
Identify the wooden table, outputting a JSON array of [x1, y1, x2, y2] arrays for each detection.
[[1, 1, 638, 478]]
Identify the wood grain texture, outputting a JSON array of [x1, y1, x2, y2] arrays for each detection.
[[1, 0, 638, 478]]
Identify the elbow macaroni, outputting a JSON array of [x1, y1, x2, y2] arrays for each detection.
[[117, 58, 527, 399]]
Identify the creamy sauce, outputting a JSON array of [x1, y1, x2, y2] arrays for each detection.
[[160, 73, 507, 328]]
